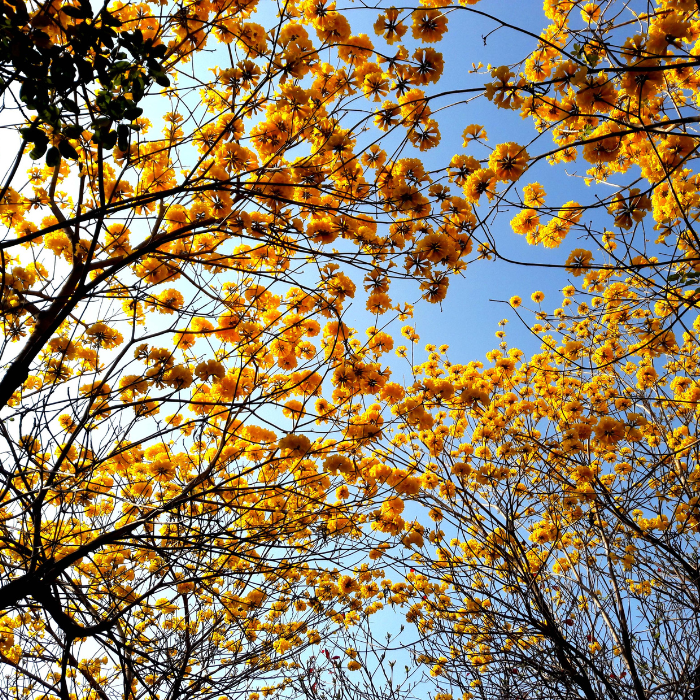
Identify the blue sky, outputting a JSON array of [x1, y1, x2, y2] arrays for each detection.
[[336, 0, 603, 374]]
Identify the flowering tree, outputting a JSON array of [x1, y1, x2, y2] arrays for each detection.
[[337, 2, 700, 700], [0, 0, 465, 697], [3, 0, 700, 699]]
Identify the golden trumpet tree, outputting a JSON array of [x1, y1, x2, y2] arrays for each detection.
[[328, 2, 700, 700], [0, 0, 462, 697], [3, 0, 700, 699]]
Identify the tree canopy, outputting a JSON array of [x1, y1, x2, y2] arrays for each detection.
[[1, 1, 700, 700]]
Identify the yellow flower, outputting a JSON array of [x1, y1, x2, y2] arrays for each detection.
[[85, 323, 124, 349], [523, 182, 546, 207], [462, 124, 487, 145], [157, 288, 184, 313], [381, 496, 405, 517], [401, 325, 420, 342], [565, 248, 593, 276], [337, 575, 358, 595], [147, 457, 177, 483], [44, 231, 72, 259], [488, 142, 529, 182], [511, 209, 540, 235], [594, 416, 625, 446], [581, 2, 601, 23], [278, 433, 312, 457], [463, 168, 496, 204], [411, 9, 448, 43], [636, 365, 658, 390], [58, 414, 77, 432]]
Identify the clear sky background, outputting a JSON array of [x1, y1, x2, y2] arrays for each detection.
[[335, 0, 606, 378]]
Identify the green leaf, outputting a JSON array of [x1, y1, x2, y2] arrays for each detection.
[[63, 124, 83, 139], [117, 123, 129, 152], [62, 97, 80, 114], [28, 143, 47, 160], [45, 146, 61, 167], [100, 10, 122, 27], [59, 139, 79, 160], [102, 130, 118, 149], [124, 106, 143, 120], [154, 73, 170, 88], [151, 44, 167, 59], [62, 5, 90, 19]]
